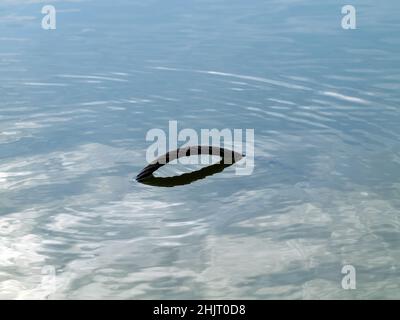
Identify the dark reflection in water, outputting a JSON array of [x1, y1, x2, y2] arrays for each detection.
[[136, 145, 243, 187], [137, 160, 236, 187]]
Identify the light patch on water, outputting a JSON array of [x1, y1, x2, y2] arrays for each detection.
[[23, 82, 69, 87], [321, 91, 371, 105], [58, 74, 129, 83]]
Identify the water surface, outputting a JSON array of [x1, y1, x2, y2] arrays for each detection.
[[1, 0, 400, 299]]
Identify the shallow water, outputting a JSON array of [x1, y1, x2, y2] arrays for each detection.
[[1, 0, 400, 299]]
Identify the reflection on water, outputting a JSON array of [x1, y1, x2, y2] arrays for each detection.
[[138, 161, 238, 187], [1, 0, 400, 299], [136, 146, 244, 186]]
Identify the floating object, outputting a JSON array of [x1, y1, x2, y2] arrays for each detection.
[[136, 145, 243, 187]]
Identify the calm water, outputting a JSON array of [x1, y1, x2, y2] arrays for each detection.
[[1, 0, 400, 299]]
